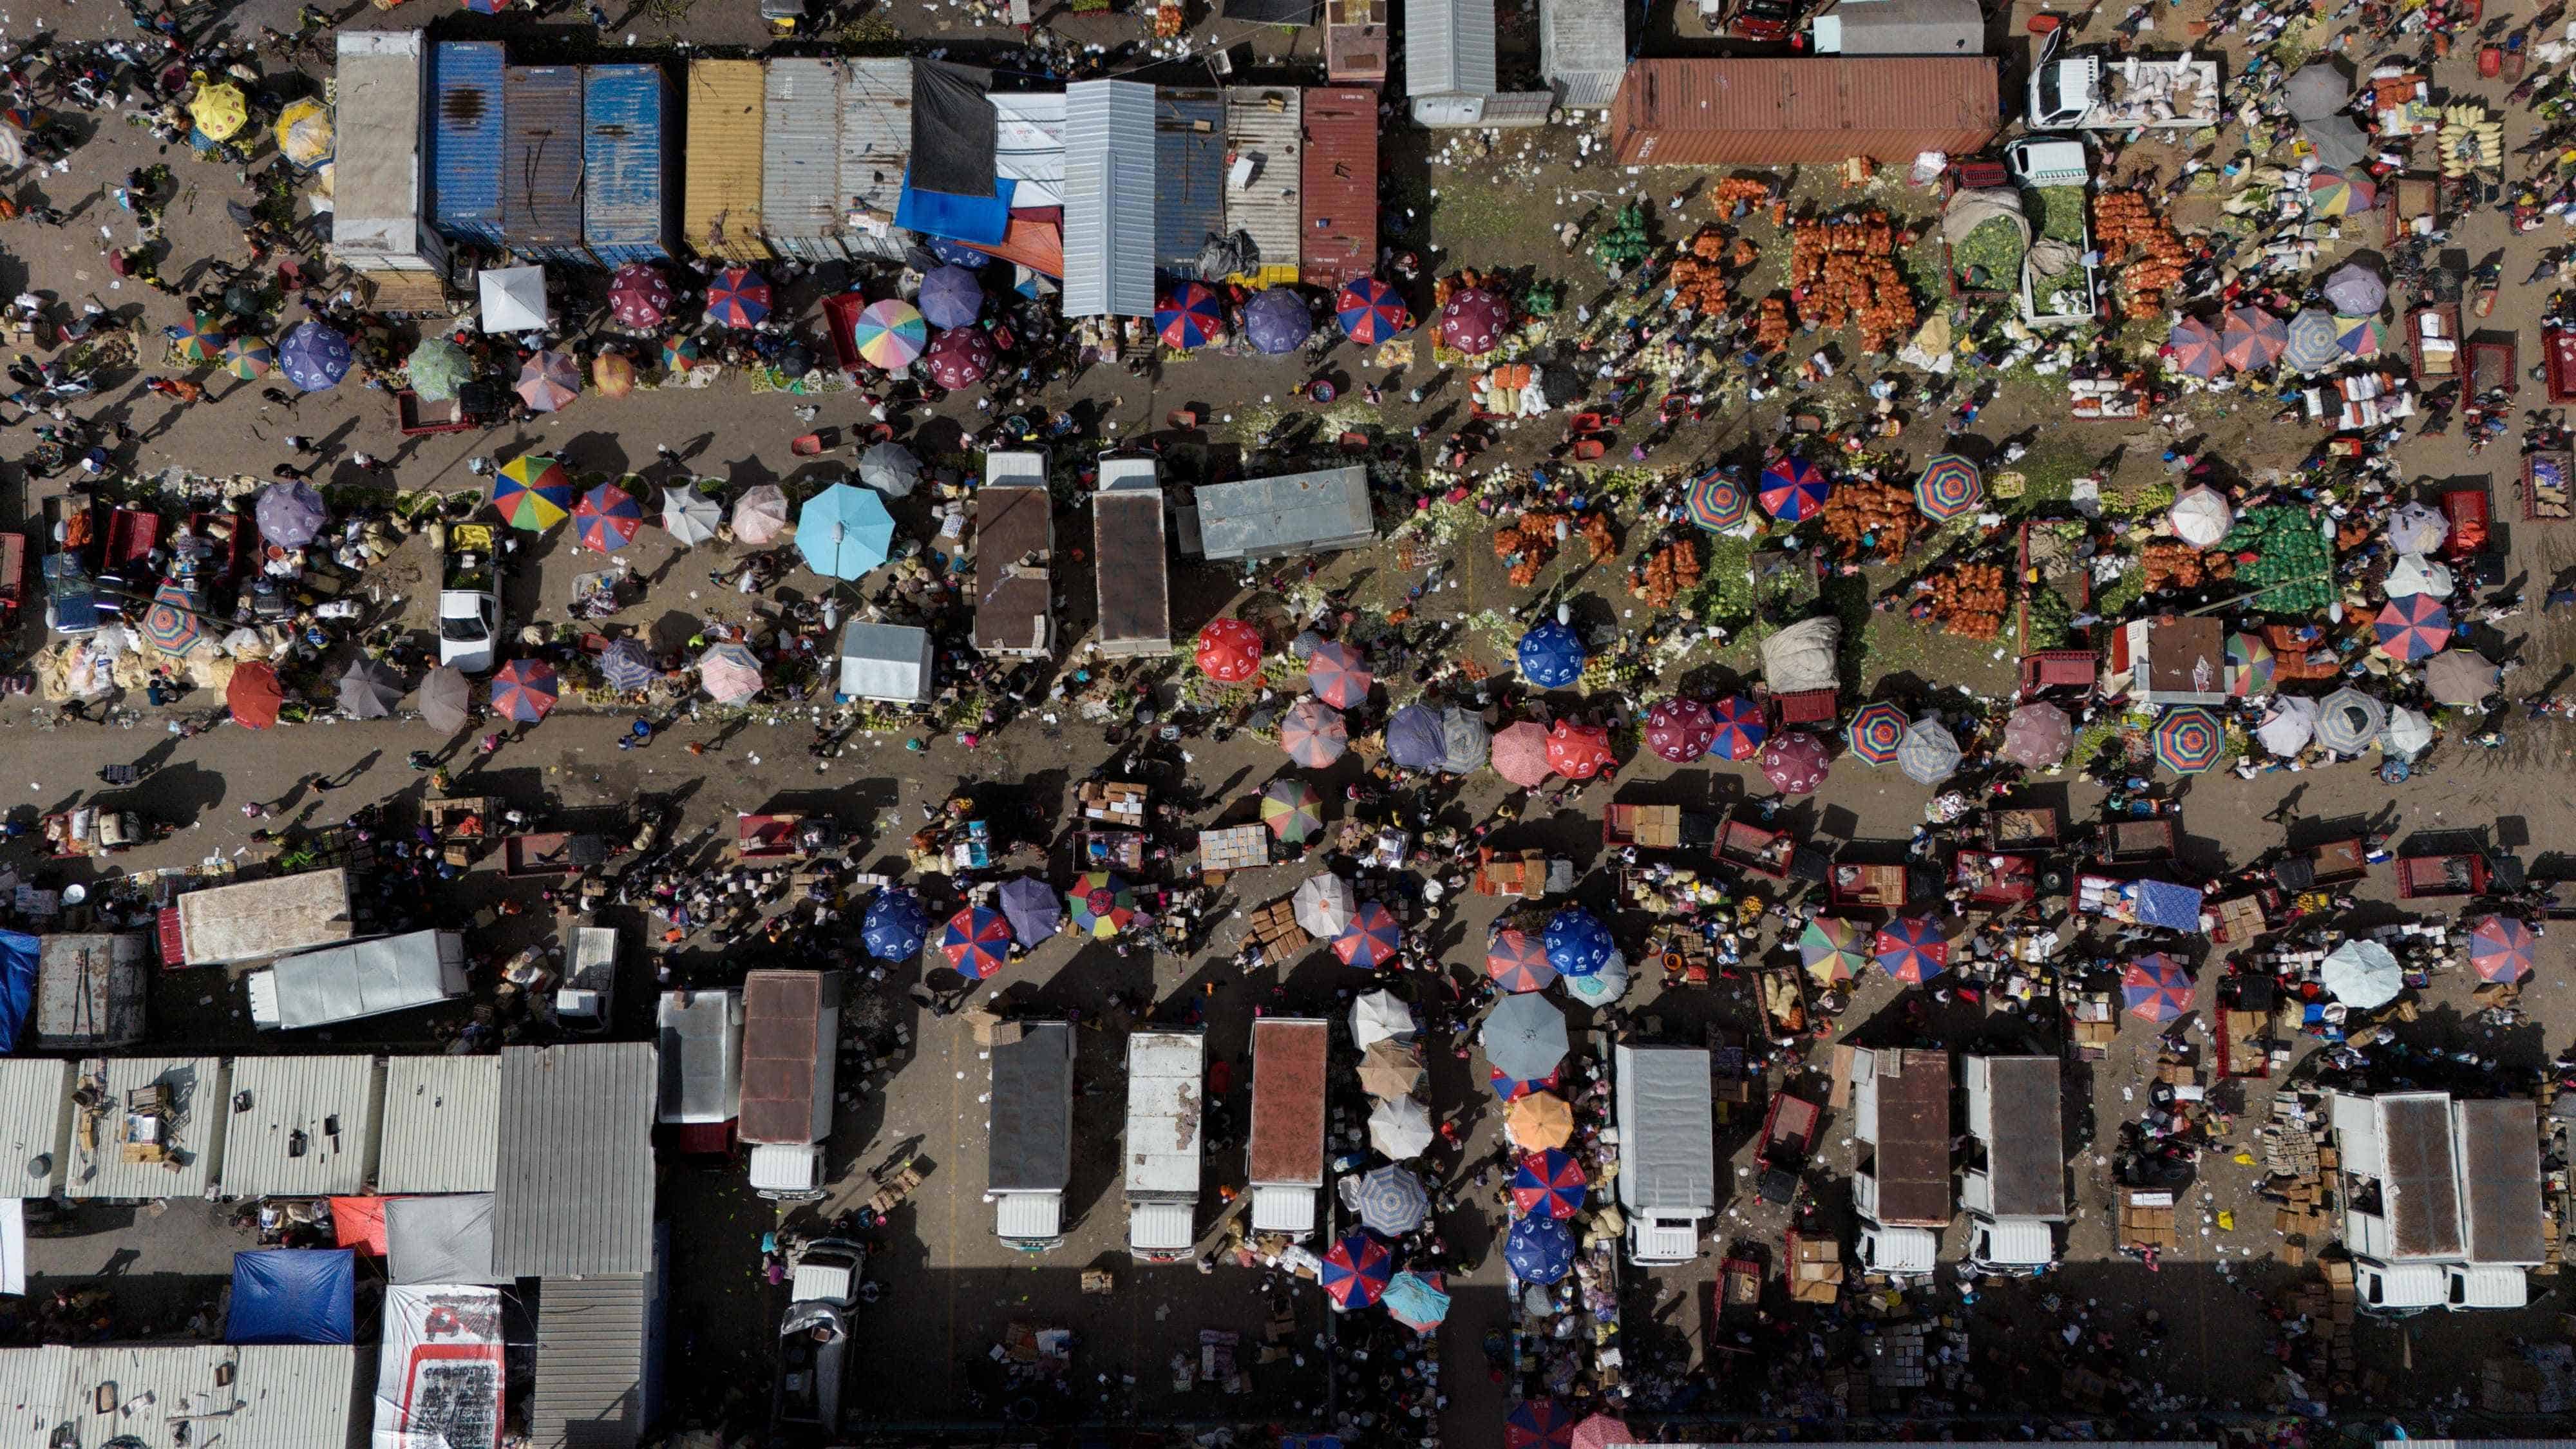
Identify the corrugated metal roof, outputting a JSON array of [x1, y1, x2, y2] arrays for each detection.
[[762, 58, 842, 259], [1405, 0, 1497, 98], [330, 32, 435, 268], [1222, 89, 1302, 277], [739, 971, 834, 1146], [493, 1043, 658, 1278], [431, 41, 506, 246], [10, 1344, 362, 1449], [1300, 89, 1378, 289], [1193, 466, 1376, 560], [2382, 1090, 2466, 1258], [1610, 57, 2000, 166], [504, 66, 589, 264], [1157, 90, 1228, 274], [218, 1054, 386, 1198], [65, 1056, 228, 1200], [378, 1054, 500, 1193], [1540, 0, 1625, 108], [1980, 1055, 2064, 1219], [35, 931, 146, 1048], [656, 990, 743, 1124], [174, 867, 353, 967], [990, 1022, 1073, 1193], [842, 59, 913, 260], [1063, 80, 1157, 319], [2456, 1097, 2543, 1264], [531, 1273, 655, 1449], [682, 61, 770, 261], [0, 1059, 68, 1197], [0, 1345, 61, 1445], [1093, 487, 1169, 650], [1819, 0, 1985, 55], [972, 484, 1055, 656], [230, 1345, 365, 1448], [583, 64, 675, 267]]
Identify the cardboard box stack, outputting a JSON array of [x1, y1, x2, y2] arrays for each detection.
[[1788, 1232, 1844, 1304], [1077, 781, 1148, 828]]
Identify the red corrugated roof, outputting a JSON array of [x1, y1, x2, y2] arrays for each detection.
[[1301, 88, 1378, 289], [1611, 58, 1999, 167]]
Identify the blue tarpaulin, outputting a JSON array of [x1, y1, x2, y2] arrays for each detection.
[[227, 1249, 356, 1345], [0, 931, 37, 1052], [2133, 880, 2206, 931], [895, 173, 1016, 245]]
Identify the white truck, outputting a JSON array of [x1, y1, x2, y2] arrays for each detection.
[[989, 1021, 1074, 1251], [2330, 1090, 2544, 1314], [1612, 1045, 1716, 1265], [437, 521, 504, 674], [1124, 1030, 1206, 1262], [743, 969, 842, 1202], [246, 930, 468, 1031], [554, 925, 618, 1034], [2003, 138, 2100, 329], [1960, 1055, 2066, 1275], [1246, 1018, 1329, 1239], [2027, 44, 2221, 132], [1852, 1047, 1952, 1276]]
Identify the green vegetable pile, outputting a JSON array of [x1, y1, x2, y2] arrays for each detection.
[[2031, 186, 2090, 245], [2219, 506, 2337, 614], [1951, 215, 2025, 292]]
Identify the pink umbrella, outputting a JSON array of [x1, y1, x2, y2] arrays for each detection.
[[731, 484, 790, 545], [1438, 288, 1509, 354], [607, 263, 674, 329], [1643, 698, 1716, 763], [1760, 731, 1830, 794], [1571, 1416, 1636, 1449], [924, 327, 995, 389], [1492, 721, 1551, 788]]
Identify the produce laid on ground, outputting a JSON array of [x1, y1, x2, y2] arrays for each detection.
[[1931, 563, 2008, 639], [2096, 191, 2186, 317], [1629, 538, 1705, 609], [1819, 479, 1918, 558], [1790, 211, 1918, 352], [2137, 538, 2230, 593], [2222, 506, 2339, 612]]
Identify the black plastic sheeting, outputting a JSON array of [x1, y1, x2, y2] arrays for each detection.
[[913, 61, 997, 198], [1226, 0, 1319, 20]]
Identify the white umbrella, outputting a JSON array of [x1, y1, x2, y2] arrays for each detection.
[[477, 265, 549, 334], [661, 488, 721, 547], [2169, 486, 2235, 548], [2380, 705, 2434, 760], [2386, 502, 2448, 555], [2255, 696, 2319, 755], [1562, 953, 1630, 1006], [1367, 1095, 1435, 1160], [1293, 874, 1356, 938], [732, 484, 791, 545], [2383, 553, 2454, 599], [2320, 939, 2403, 1009], [1350, 990, 1416, 1051]]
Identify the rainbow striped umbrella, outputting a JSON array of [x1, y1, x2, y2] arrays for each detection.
[[1321, 1232, 1394, 1311], [2306, 168, 2376, 216], [489, 659, 559, 723], [169, 313, 225, 365], [2123, 952, 2193, 1021], [1914, 453, 1984, 521], [1759, 455, 1831, 520], [941, 905, 1014, 980], [661, 334, 703, 375], [1260, 778, 1324, 843], [1875, 917, 1947, 983], [851, 299, 928, 370], [2468, 915, 2537, 983], [140, 580, 207, 655], [2374, 592, 2450, 661], [2225, 631, 2275, 696], [1644, 697, 1717, 763], [491, 455, 574, 531], [1334, 901, 1403, 969], [1709, 694, 1768, 761], [222, 335, 274, 380], [1510, 1150, 1588, 1219], [1686, 467, 1750, 530], [1305, 640, 1370, 708], [704, 266, 771, 328], [1066, 872, 1137, 938], [2152, 705, 2226, 774], [1337, 277, 1408, 343], [1155, 282, 1224, 350], [1486, 929, 1557, 994], [573, 482, 643, 553], [1799, 917, 1866, 985], [1848, 701, 1908, 764]]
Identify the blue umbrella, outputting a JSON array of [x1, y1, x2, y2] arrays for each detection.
[[598, 638, 658, 692], [862, 888, 930, 960], [1517, 621, 1585, 688], [996, 876, 1061, 945], [1543, 908, 1614, 978], [1243, 288, 1314, 355], [1384, 704, 1446, 770], [254, 480, 327, 548], [1504, 1212, 1576, 1284], [917, 265, 984, 330], [279, 320, 350, 392], [797, 483, 897, 580]]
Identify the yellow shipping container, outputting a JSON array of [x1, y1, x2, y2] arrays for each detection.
[[683, 60, 772, 263]]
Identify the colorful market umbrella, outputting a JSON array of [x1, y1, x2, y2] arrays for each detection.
[[489, 659, 558, 723], [851, 299, 929, 370], [2224, 631, 2276, 696], [515, 349, 581, 412], [1156, 283, 1225, 350], [705, 266, 771, 329], [254, 480, 327, 548], [1686, 467, 1750, 530], [1503, 1215, 1577, 1285], [1504, 1092, 1574, 1151], [1543, 908, 1615, 978], [1320, 1233, 1394, 1310], [573, 482, 643, 554], [1335, 902, 1403, 969], [598, 638, 659, 693], [2374, 593, 2450, 661], [1645, 697, 1718, 762], [1544, 721, 1613, 781], [1338, 277, 1408, 343], [1437, 288, 1508, 354], [2221, 306, 2288, 372], [660, 334, 704, 375], [1506, 1400, 1577, 1449], [140, 580, 206, 656], [2468, 915, 2537, 983], [607, 263, 675, 329], [2333, 315, 2389, 358], [1758, 455, 1831, 521], [1242, 288, 1314, 355], [1849, 701, 1908, 764], [1305, 640, 1370, 709], [2000, 701, 2073, 769], [795, 483, 896, 580], [916, 265, 983, 330], [592, 351, 638, 398], [942, 906, 1014, 980], [923, 326, 994, 389], [1571, 1416, 1636, 1449], [1492, 721, 1551, 788], [2306, 168, 2376, 216], [405, 337, 469, 400], [2152, 705, 2226, 773], [1354, 1166, 1430, 1235], [1486, 930, 1557, 993], [222, 334, 274, 381], [1914, 453, 1984, 522], [1761, 731, 1829, 793], [731, 484, 791, 545], [1489, 1065, 1558, 1101], [1280, 698, 1348, 766], [2283, 307, 2342, 373], [2168, 315, 2224, 380], [279, 320, 350, 392], [274, 96, 331, 166], [493, 456, 574, 531], [1517, 620, 1585, 688], [1707, 695, 1767, 761], [169, 313, 224, 365], [1510, 1150, 1588, 1220], [1800, 918, 1866, 986], [2123, 952, 2194, 1021], [227, 659, 283, 728], [1197, 618, 1264, 683], [862, 889, 929, 960], [1875, 917, 1947, 983], [1067, 872, 1137, 938], [189, 80, 247, 141], [1261, 778, 1324, 843], [696, 643, 764, 705]]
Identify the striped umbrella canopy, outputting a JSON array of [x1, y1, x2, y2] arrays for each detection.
[[942, 905, 1014, 979], [1510, 1150, 1588, 1219], [591, 351, 638, 399], [140, 580, 206, 655], [2374, 593, 2450, 661], [1261, 778, 1324, 842], [2152, 705, 2226, 773], [515, 349, 582, 412], [2123, 952, 2194, 1021], [1687, 467, 1750, 530], [2225, 631, 2276, 696], [697, 642, 764, 705], [851, 299, 929, 369], [1503, 1214, 1577, 1285], [1068, 871, 1138, 938], [1760, 731, 1829, 793], [1800, 917, 1866, 985], [1242, 287, 1314, 355], [2306, 168, 2376, 216], [1506, 1401, 1577, 1449], [923, 326, 994, 388], [1489, 1065, 1559, 1101], [574, 482, 643, 553], [1305, 640, 1370, 708], [1875, 917, 1947, 983], [661, 334, 704, 375], [1437, 287, 1508, 354], [1354, 1165, 1430, 1235], [227, 659, 283, 728], [607, 263, 675, 329], [2283, 307, 2342, 373], [1321, 1232, 1394, 1310], [1758, 454, 1831, 520], [1849, 701, 1908, 764], [1708, 695, 1767, 761], [2221, 306, 2288, 372], [1337, 277, 1408, 343], [2468, 915, 2537, 983], [1156, 283, 1226, 349], [705, 266, 772, 328], [1913, 453, 1984, 522], [1516, 620, 1585, 688], [599, 638, 659, 693], [1897, 716, 1962, 785], [1571, 1417, 1636, 1449], [2316, 687, 2387, 755], [2167, 315, 2224, 379], [170, 313, 225, 364], [279, 320, 351, 392], [862, 889, 930, 960], [1544, 721, 1613, 781], [1492, 721, 1551, 788], [1644, 697, 1717, 763], [1999, 701, 2072, 768], [1543, 908, 1615, 978], [1486, 929, 1557, 994], [918, 265, 985, 330], [1334, 901, 1403, 969], [1197, 618, 1265, 683], [489, 659, 559, 723], [222, 334, 274, 380], [1280, 698, 1348, 766], [2333, 314, 2386, 359]]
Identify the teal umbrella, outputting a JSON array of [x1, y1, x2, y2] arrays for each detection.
[[796, 483, 896, 580]]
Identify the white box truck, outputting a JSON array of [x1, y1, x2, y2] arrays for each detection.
[[990, 1022, 1074, 1251], [555, 925, 619, 1034], [1960, 1055, 2065, 1275], [1612, 1045, 1716, 1265], [1246, 1018, 1329, 1239], [743, 969, 842, 1202], [2027, 43, 2221, 131], [1852, 1047, 1951, 1276], [1124, 1030, 1206, 1262], [2331, 1090, 2544, 1313], [246, 930, 468, 1031]]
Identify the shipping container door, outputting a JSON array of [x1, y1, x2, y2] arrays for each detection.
[[761, 59, 841, 263], [584, 64, 674, 268], [503, 66, 589, 266], [430, 41, 506, 247], [683, 61, 770, 263]]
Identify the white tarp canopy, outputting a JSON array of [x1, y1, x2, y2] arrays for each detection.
[[837, 621, 932, 704], [2384, 553, 2454, 599], [992, 92, 1066, 209], [386, 1192, 502, 1285], [477, 265, 549, 334], [2322, 939, 2403, 1008], [1761, 614, 1841, 694], [2255, 695, 2319, 755]]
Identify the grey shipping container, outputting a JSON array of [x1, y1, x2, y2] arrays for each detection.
[[583, 64, 676, 267], [762, 59, 843, 262], [430, 41, 506, 247], [1157, 90, 1227, 276], [1540, 0, 1626, 109], [503, 65, 590, 265], [840, 59, 913, 263], [1609, 57, 2001, 166]]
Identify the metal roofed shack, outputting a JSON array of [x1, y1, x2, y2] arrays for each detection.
[[66, 1056, 227, 1200], [973, 455, 1056, 657], [2455, 1097, 2546, 1265], [0, 1343, 363, 1449], [1609, 57, 2002, 166], [529, 1259, 665, 1449], [682, 59, 770, 261], [1813, 0, 1987, 53], [1300, 88, 1379, 290], [1853, 1046, 1951, 1227], [1540, 0, 1627, 108], [1180, 466, 1376, 561], [246, 929, 468, 1031], [33, 931, 146, 1048], [1094, 456, 1171, 657], [989, 1021, 1075, 1197], [0, 1059, 71, 1197], [329, 33, 448, 294], [1222, 88, 1303, 283], [377, 1054, 501, 1194], [218, 1055, 387, 1199], [836, 621, 934, 705], [1063, 80, 1157, 318], [492, 1043, 658, 1278]]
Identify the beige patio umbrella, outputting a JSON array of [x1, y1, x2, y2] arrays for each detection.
[[1358, 1041, 1425, 1101], [1505, 1092, 1575, 1151]]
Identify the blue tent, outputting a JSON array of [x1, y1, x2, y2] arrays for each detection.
[[895, 173, 1016, 245], [1503, 1213, 1575, 1284], [1384, 705, 1446, 771], [863, 889, 931, 960], [0, 931, 37, 1052], [796, 483, 897, 580], [227, 1249, 355, 1344], [1517, 621, 1585, 688]]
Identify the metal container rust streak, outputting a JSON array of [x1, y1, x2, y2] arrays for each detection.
[[1610, 57, 2001, 167], [1300, 87, 1378, 290], [502, 64, 591, 266], [430, 41, 505, 247]]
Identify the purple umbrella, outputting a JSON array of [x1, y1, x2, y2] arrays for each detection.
[[996, 876, 1062, 945], [1242, 289, 1314, 355], [916, 265, 984, 330], [254, 480, 327, 548]]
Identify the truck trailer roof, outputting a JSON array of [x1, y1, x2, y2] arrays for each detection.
[[1247, 1018, 1329, 1187]]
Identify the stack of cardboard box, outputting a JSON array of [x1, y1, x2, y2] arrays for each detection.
[[2119, 1186, 2179, 1253], [1788, 1232, 1844, 1303], [2069, 992, 2117, 1057], [2322, 1258, 2358, 1380], [1247, 898, 1311, 960], [1077, 781, 1148, 828]]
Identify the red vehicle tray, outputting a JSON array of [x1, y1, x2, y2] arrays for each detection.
[[1715, 812, 1794, 880], [2394, 853, 2488, 899], [2439, 486, 2491, 559], [820, 292, 870, 377], [1953, 850, 2038, 907], [2469, 338, 2517, 395], [2547, 327, 2576, 402], [397, 389, 478, 435], [0, 531, 23, 623]]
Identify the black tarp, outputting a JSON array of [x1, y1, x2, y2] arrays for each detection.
[[913, 61, 998, 199], [1226, 0, 1318, 21]]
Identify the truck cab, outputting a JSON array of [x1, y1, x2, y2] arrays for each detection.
[[1857, 1223, 1940, 1275], [2005, 137, 2090, 189], [772, 1238, 864, 1432], [2447, 1262, 2530, 1310], [2026, 53, 2102, 129], [1965, 1215, 2055, 1275], [2356, 1260, 2447, 1316], [439, 521, 504, 674], [555, 925, 618, 1034], [1124, 1030, 1206, 1263]]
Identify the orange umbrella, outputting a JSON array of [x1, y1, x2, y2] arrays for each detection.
[[1505, 1091, 1575, 1151], [227, 660, 283, 728]]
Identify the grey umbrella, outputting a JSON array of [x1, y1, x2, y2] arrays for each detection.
[[1482, 994, 1569, 1081], [2322, 262, 2387, 316], [2286, 62, 2351, 122], [255, 480, 327, 549], [2316, 687, 2387, 755], [2304, 115, 2369, 170], [857, 441, 922, 498], [1897, 716, 1962, 786], [2423, 649, 2498, 706], [1438, 705, 1490, 773], [1354, 1164, 1429, 1235], [337, 659, 404, 720], [419, 666, 471, 733], [996, 876, 1061, 945]]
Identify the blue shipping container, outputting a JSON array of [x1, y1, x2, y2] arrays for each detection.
[[583, 64, 675, 267], [1154, 90, 1226, 276], [429, 41, 506, 247], [503, 65, 589, 266]]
